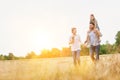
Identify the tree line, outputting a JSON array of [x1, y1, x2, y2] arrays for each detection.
[[0, 31, 120, 60]]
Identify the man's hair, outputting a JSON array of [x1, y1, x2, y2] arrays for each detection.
[[71, 27, 76, 33], [90, 22, 95, 26], [89, 22, 95, 30]]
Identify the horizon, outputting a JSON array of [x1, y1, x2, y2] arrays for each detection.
[[0, 0, 120, 56]]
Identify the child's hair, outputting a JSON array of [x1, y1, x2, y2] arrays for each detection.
[[71, 27, 76, 33], [90, 14, 94, 17], [90, 14, 95, 21]]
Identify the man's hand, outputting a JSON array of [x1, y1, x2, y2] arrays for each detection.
[[84, 40, 87, 44]]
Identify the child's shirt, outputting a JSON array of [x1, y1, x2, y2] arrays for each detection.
[[69, 34, 81, 51]]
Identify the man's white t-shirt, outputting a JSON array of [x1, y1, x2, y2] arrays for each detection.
[[69, 34, 81, 51]]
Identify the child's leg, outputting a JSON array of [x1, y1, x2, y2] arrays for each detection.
[[72, 51, 77, 65], [76, 50, 80, 65]]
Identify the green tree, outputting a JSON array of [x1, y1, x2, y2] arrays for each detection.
[[106, 41, 114, 54], [26, 51, 37, 59], [115, 31, 120, 53], [0, 54, 4, 60], [3, 55, 9, 60], [100, 41, 115, 55], [40, 48, 61, 58], [61, 47, 71, 57], [40, 49, 51, 58], [8, 53, 15, 60], [81, 45, 89, 56], [100, 44, 107, 54], [51, 48, 61, 57], [115, 31, 120, 46]]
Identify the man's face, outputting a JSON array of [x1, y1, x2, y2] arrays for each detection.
[[89, 24, 94, 30]]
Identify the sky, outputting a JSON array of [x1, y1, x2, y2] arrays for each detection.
[[0, 0, 120, 56]]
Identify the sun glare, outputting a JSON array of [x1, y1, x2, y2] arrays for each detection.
[[31, 31, 53, 52]]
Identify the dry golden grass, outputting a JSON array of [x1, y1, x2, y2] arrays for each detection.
[[0, 54, 120, 80]]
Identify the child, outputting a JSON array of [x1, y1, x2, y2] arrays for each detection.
[[69, 27, 81, 66], [90, 14, 99, 30]]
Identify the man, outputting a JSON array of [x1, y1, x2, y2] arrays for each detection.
[[85, 23, 101, 63], [69, 27, 81, 66]]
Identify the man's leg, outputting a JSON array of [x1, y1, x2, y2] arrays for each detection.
[[76, 50, 80, 65], [95, 45, 100, 61], [72, 51, 77, 66], [90, 45, 95, 62]]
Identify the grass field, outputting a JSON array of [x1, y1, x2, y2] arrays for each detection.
[[0, 54, 120, 80]]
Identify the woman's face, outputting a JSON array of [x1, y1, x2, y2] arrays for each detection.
[[72, 29, 77, 34]]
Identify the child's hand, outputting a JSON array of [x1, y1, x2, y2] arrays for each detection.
[[69, 36, 74, 44], [71, 36, 74, 43], [84, 43, 90, 48]]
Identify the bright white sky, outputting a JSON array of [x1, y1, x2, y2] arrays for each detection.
[[0, 0, 120, 56]]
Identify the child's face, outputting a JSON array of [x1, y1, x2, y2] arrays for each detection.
[[72, 29, 77, 34], [90, 15, 94, 20]]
